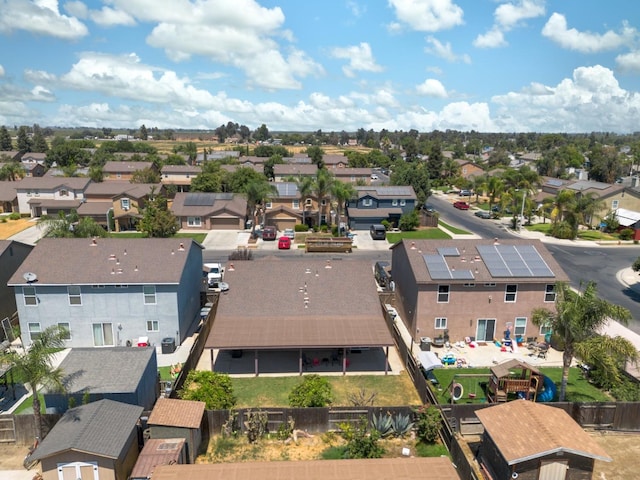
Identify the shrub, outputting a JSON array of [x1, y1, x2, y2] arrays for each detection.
[[550, 221, 576, 239], [276, 416, 295, 440], [179, 371, 237, 409], [9, 212, 21, 220], [413, 405, 441, 444], [380, 220, 391, 231], [611, 377, 640, 401], [398, 210, 420, 231], [339, 417, 384, 459], [288, 374, 333, 407], [244, 409, 268, 443], [619, 228, 634, 240], [294, 223, 309, 232], [633, 257, 640, 273], [371, 412, 393, 438]]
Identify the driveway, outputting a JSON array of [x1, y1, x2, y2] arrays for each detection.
[[350, 230, 393, 251]]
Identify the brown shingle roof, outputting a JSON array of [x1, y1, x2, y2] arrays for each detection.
[[84, 181, 160, 198], [476, 400, 612, 464], [205, 258, 393, 349], [170, 192, 247, 217], [151, 457, 459, 480], [0, 181, 17, 201], [148, 398, 205, 429], [103, 161, 154, 173], [15, 176, 90, 190], [273, 164, 318, 176]]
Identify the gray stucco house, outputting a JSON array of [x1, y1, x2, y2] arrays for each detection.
[[44, 347, 158, 414], [8, 238, 203, 349], [346, 185, 417, 229]]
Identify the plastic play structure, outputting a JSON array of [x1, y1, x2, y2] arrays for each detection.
[[536, 375, 557, 402]]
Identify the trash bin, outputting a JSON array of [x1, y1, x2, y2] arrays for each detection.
[[420, 337, 432, 351], [161, 337, 176, 354]]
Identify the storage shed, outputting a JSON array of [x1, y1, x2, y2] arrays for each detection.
[[130, 438, 187, 480]]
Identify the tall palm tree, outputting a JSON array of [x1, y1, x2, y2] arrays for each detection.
[[532, 281, 635, 401], [1, 325, 68, 439], [574, 192, 604, 229], [245, 178, 277, 234], [550, 189, 577, 225], [331, 180, 356, 233], [313, 169, 333, 226], [296, 175, 314, 228], [486, 176, 504, 212]]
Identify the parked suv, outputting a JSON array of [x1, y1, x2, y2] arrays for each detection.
[[262, 225, 277, 240], [370, 224, 387, 240]]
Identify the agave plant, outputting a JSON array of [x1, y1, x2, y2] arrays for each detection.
[[371, 412, 393, 438], [391, 412, 414, 438]]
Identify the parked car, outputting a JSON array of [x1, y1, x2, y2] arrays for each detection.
[[459, 189, 472, 196], [474, 210, 492, 219], [370, 224, 387, 240], [208, 281, 229, 292], [283, 228, 295, 239], [371, 174, 379, 180], [262, 225, 277, 240], [204, 262, 224, 283], [423, 204, 437, 213], [278, 236, 291, 249], [453, 201, 470, 210]]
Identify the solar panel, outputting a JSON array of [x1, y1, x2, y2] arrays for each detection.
[[517, 245, 554, 277], [184, 193, 216, 206], [547, 179, 564, 187], [378, 186, 412, 196], [424, 254, 451, 279], [477, 244, 555, 278], [438, 247, 460, 257]]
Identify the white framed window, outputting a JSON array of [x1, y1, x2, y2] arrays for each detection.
[[514, 317, 527, 337], [28, 322, 41, 341], [93, 323, 114, 347], [437, 285, 450, 303], [23, 286, 37, 306], [265, 201, 272, 209], [539, 323, 552, 336], [187, 216, 201, 227], [143, 285, 156, 304], [115, 284, 128, 288], [292, 199, 300, 209], [146, 320, 159, 332], [58, 322, 71, 340], [121, 198, 130, 210], [363, 198, 373, 206], [392, 199, 398, 206], [505, 284, 517, 302], [611, 200, 619, 209], [91, 285, 105, 289], [545, 284, 556, 302], [68, 286, 82, 305], [484, 283, 496, 287], [59, 189, 68, 197], [34, 190, 39, 196], [435, 317, 447, 329], [463, 283, 475, 287]]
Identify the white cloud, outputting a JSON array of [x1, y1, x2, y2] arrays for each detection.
[[416, 78, 448, 98], [346, 1, 366, 18], [616, 51, 640, 73], [90, 7, 136, 27], [0, 0, 88, 39], [473, 27, 506, 49], [542, 13, 636, 53], [388, 0, 464, 32], [474, 1, 545, 49], [425, 36, 471, 63], [63, 0, 88, 19], [0, 64, 4, 77], [388, 102, 496, 132], [330, 43, 383, 77]]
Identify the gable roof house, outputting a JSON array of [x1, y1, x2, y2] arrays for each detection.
[[20, 152, 47, 177], [264, 182, 304, 230], [0, 240, 33, 337], [332, 167, 374, 185], [44, 347, 158, 414], [476, 400, 611, 480], [160, 164, 202, 192], [0, 180, 18, 213], [273, 163, 318, 181], [170, 192, 247, 230], [390, 239, 569, 344], [30, 399, 143, 480], [323, 154, 349, 169], [14, 176, 90, 217], [454, 158, 484, 179], [346, 185, 417, 230], [8, 238, 204, 349], [103, 161, 156, 181]]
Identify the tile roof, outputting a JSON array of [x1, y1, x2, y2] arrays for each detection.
[[148, 398, 205, 429], [7, 237, 202, 286], [476, 400, 612, 464], [205, 258, 393, 349], [58, 347, 155, 394], [31, 399, 143, 461], [151, 457, 459, 480]]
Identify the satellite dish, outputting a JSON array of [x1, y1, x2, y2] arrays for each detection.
[[23, 272, 38, 283]]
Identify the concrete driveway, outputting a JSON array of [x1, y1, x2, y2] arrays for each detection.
[[350, 230, 393, 251]]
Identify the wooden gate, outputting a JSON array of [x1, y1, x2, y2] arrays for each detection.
[[0, 415, 16, 443]]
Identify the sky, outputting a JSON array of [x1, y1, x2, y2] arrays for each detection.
[[1, 0, 640, 134]]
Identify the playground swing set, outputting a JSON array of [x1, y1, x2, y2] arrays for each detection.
[[445, 373, 488, 404]]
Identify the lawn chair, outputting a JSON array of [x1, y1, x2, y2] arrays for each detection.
[[536, 344, 548, 359]]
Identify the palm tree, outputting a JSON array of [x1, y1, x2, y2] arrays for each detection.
[[245, 178, 277, 234], [574, 192, 604, 229], [296, 175, 314, 228], [331, 180, 356, 233], [313, 169, 333, 226], [1, 325, 68, 439], [0, 161, 25, 181], [486, 176, 504, 212], [532, 281, 635, 401]]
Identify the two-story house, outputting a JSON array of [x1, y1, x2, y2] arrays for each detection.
[[8, 238, 204, 348], [171, 192, 247, 230], [390, 238, 569, 345], [14, 177, 90, 217], [346, 185, 417, 230], [161, 165, 202, 192], [103, 161, 156, 181], [273, 164, 318, 182], [20, 152, 47, 177], [332, 168, 373, 185], [263, 182, 306, 230], [454, 159, 484, 180], [0, 240, 33, 339]]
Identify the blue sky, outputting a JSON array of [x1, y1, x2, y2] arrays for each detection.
[[1, 0, 640, 133]]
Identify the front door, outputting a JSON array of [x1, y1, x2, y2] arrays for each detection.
[[538, 460, 568, 480], [476, 319, 496, 342]]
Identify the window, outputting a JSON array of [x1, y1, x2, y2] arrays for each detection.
[[400, 199, 406, 206], [58, 322, 71, 340], [505, 284, 517, 302], [463, 283, 475, 287], [611, 200, 619, 209], [539, 323, 552, 336], [146, 320, 159, 332], [143, 285, 156, 304], [91, 285, 105, 289], [187, 216, 201, 227], [514, 317, 527, 337], [363, 198, 373, 206], [321, 199, 327, 206], [484, 283, 496, 287], [93, 323, 114, 346], [23, 286, 37, 306], [115, 284, 128, 288], [545, 284, 556, 302], [68, 286, 82, 305], [292, 199, 300, 209], [28, 322, 41, 341], [437, 285, 450, 303], [392, 199, 398, 206], [305, 198, 312, 206], [435, 317, 447, 329], [121, 198, 130, 210], [265, 201, 272, 209], [59, 189, 68, 197]]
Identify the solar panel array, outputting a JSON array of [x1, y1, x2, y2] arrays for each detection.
[[376, 186, 413, 196], [183, 192, 233, 206], [437, 247, 460, 257], [476, 244, 555, 278], [423, 254, 474, 280], [275, 182, 299, 196]]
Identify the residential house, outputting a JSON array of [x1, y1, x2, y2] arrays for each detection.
[[171, 192, 247, 230], [194, 150, 240, 165], [476, 400, 611, 479], [390, 239, 569, 344], [219, 163, 263, 176], [273, 164, 317, 182], [332, 167, 373, 185], [263, 182, 304, 230], [150, 457, 459, 480], [323, 154, 349, 169], [44, 347, 158, 414], [77, 181, 162, 231], [454, 159, 484, 180], [238, 156, 268, 167], [0, 181, 18, 213], [0, 240, 33, 339], [103, 161, 156, 181], [161, 165, 202, 192], [204, 258, 394, 376], [0, 151, 21, 162], [615, 208, 640, 240], [30, 399, 143, 480], [14, 176, 90, 217], [147, 398, 206, 464], [20, 152, 47, 177], [8, 238, 204, 348], [346, 185, 417, 230]]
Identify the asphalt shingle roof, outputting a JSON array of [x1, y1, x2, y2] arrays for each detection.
[[148, 398, 205, 429]]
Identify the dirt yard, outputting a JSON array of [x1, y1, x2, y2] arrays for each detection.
[[0, 217, 34, 239], [592, 431, 640, 480], [0, 443, 29, 470]]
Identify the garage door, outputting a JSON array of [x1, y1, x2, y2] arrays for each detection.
[[274, 218, 296, 231], [211, 217, 240, 230]]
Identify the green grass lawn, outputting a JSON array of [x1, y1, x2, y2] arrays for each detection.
[[386, 228, 451, 244], [438, 221, 470, 235], [525, 223, 618, 242], [231, 373, 422, 408]]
